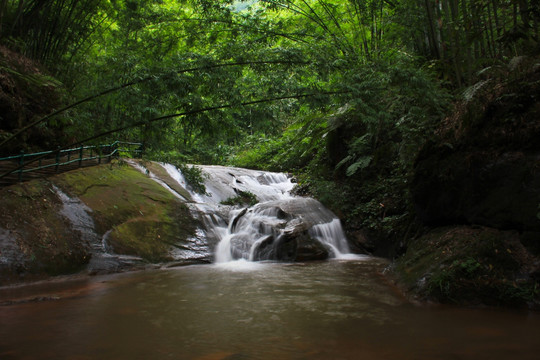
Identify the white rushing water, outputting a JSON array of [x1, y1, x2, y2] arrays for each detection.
[[161, 164, 358, 263]]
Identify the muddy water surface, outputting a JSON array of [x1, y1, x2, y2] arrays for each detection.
[[1, 258, 539, 359]]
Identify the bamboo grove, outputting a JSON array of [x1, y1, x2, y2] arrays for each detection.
[[0, 0, 538, 157]]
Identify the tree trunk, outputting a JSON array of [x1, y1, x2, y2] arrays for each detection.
[[0, 0, 8, 37], [443, 0, 462, 87], [518, 0, 530, 29], [424, 0, 441, 59], [461, 0, 473, 83]]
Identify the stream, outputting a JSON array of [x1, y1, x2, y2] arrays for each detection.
[[1, 259, 540, 359], [1, 164, 540, 359]]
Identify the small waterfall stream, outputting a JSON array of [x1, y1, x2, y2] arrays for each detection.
[[53, 185, 146, 273], [162, 164, 356, 263]]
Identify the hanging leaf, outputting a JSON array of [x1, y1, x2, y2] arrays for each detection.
[[346, 155, 372, 176], [335, 154, 353, 170]]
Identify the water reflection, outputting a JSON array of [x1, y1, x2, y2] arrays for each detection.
[[1, 258, 539, 359]]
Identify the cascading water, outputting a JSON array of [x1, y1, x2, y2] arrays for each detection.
[[162, 164, 357, 263]]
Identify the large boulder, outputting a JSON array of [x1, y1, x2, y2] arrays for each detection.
[[400, 63, 540, 308], [412, 66, 540, 251], [413, 147, 540, 232], [227, 199, 331, 261]]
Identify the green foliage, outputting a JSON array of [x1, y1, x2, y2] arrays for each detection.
[[229, 108, 329, 171], [335, 133, 372, 176], [174, 162, 209, 196], [0, 0, 111, 70], [220, 190, 258, 206], [427, 257, 483, 297], [149, 151, 209, 195]]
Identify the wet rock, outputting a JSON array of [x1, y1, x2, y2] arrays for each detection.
[[230, 208, 248, 232], [412, 68, 540, 238], [0, 227, 28, 281], [245, 214, 329, 262], [251, 235, 276, 261], [403, 69, 540, 308], [348, 229, 376, 253], [294, 234, 329, 261]]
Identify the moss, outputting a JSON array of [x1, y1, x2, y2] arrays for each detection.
[[0, 161, 197, 283], [55, 162, 177, 230], [138, 160, 193, 201], [0, 179, 89, 282], [54, 162, 196, 263], [394, 226, 540, 308], [109, 218, 175, 262], [108, 202, 195, 262]]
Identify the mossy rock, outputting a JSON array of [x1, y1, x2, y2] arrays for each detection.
[[108, 201, 196, 263], [0, 161, 198, 283], [412, 66, 540, 238], [394, 226, 540, 308], [54, 162, 171, 233], [108, 218, 176, 262], [0, 179, 90, 283], [136, 160, 193, 201], [54, 162, 197, 263]]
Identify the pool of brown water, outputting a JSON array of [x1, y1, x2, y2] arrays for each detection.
[[1, 258, 539, 359]]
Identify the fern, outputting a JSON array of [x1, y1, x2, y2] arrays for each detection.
[[346, 155, 372, 176], [335, 154, 353, 170], [462, 79, 491, 103]]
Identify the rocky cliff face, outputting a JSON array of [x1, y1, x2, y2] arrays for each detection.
[[412, 68, 540, 240], [396, 62, 540, 308]]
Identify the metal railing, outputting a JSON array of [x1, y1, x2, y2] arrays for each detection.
[[0, 141, 143, 184]]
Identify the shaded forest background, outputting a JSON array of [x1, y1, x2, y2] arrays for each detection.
[[0, 0, 538, 255]]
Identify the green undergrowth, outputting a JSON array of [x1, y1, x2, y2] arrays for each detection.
[[220, 190, 258, 207], [394, 226, 540, 308]]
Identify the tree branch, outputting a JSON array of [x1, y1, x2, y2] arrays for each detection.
[[0, 90, 349, 180], [0, 59, 309, 149]]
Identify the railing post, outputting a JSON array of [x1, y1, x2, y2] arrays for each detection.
[[55, 147, 60, 173], [113, 141, 119, 160], [18, 150, 24, 182], [79, 146, 83, 167], [138, 142, 144, 158]]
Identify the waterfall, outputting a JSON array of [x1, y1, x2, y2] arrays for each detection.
[[163, 164, 357, 263]]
